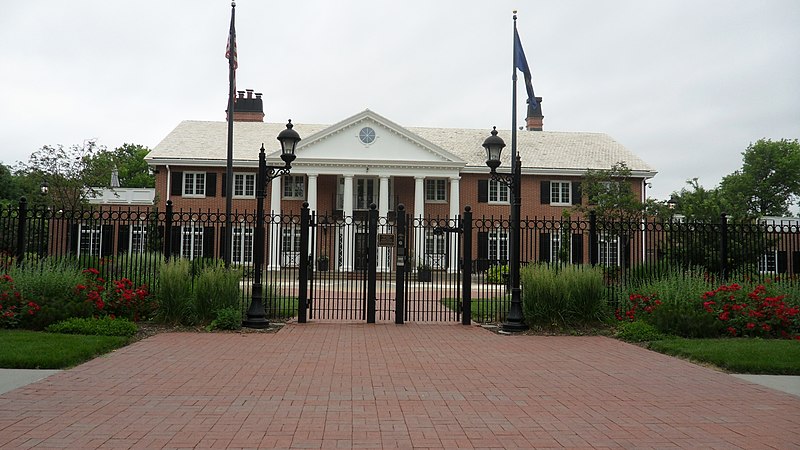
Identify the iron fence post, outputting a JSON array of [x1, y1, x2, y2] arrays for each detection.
[[461, 206, 473, 325], [589, 210, 598, 266], [720, 212, 729, 281], [367, 203, 378, 323], [395, 204, 406, 324], [298, 203, 310, 323], [164, 200, 173, 261], [15, 197, 27, 267]]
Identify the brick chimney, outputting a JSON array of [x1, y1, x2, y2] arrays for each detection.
[[226, 89, 265, 122], [525, 96, 544, 131]]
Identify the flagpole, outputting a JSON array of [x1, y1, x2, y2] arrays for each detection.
[[511, 11, 518, 164], [225, 1, 236, 268]]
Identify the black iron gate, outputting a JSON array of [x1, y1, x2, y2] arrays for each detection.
[[297, 203, 473, 323]]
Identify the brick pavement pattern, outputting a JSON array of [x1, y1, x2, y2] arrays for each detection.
[[1, 323, 800, 449]]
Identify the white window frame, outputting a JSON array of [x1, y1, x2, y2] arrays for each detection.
[[183, 172, 206, 198], [489, 180, 510, 204], [598, 233, 620, 267], [129, 223, 148, 253], [233, 173, 256, 198], [281, 225, 301, 267], [425, 179, 447, 202], [759, 249, 778, 274], [488, 229, 509, 264], [424, 229, 447, 268], [78, 224, 102, 257], [181, 224, 204, 260], [231, 225, 254, 265], [550, 180, 571, 206], [283, 175, 305, 200]]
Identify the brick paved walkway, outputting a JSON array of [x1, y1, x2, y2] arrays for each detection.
[[1, 323, 799, 449]]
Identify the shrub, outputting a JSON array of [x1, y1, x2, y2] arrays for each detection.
[[46, 316, 138, 337], [700, 282, 800, 338], [111, 251, 162, 290], [194, 263, 241, 323], [615, 320, 665, 342], [485, 265, 509, 284], [521, 264, 606, 326], [0, 274, 41, 328], [207, 306, 242, 331], [155, 259, 195, 325], [6, 258, 94, 329]]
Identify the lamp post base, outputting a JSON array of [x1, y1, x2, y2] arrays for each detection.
[[502, 287, 529, 332], [243, 283, 270, 329]]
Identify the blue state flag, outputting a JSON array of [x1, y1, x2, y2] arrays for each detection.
[[514, 28, 538, 110]]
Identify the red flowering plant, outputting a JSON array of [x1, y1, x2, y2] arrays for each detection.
[[0, 274, 41, 328], [75, 268, 154, 321], [700, 282, 800, 339], [615, 293, 662, 322]]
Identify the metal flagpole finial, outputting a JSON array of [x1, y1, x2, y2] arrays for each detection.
[[513, 10, 517, 20], [231, 1, 236, 7]]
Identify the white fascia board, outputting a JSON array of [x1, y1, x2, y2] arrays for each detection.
[[459, 166, 657, 179]]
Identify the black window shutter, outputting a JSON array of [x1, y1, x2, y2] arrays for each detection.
[[156, 225, 165, 253], [170, 226, 181, 256], [101, 225, 114, 257], [221, 174, 227, 197], [69, 223, 79, 255], [203, 227, 215, 258], [539, 233, 551, 263], [540, 181, 550, 204], [476, 232, 489, 272], [171, 172, 183, 196], [778, 251, 788, 274], [219, 226, 227, 259], [117, 224, 130, 254], [571, 233, 583, 264], [478, 180, 488, 203], [793, 251, 800, 276], [572, 182, 582, 205], [622, 238, 631, 269], [206, 173, 217, 197]]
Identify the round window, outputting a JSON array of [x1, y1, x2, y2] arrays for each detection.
[[359, 127, 376, 145]]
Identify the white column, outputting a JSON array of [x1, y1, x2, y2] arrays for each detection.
[[414, 176, 425, 267], [267, 176, 282, 271], [307, 174, 318, 263], [448, 176, 460, 273], [379, 176, 390, 272], [342, 175, 354, 272]]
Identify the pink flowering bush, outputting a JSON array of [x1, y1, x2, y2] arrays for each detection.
[[700, 283, 800, 339], [0, 274, 41, 328], [615, 293, 662, 322], [76, 268, 154, 321]]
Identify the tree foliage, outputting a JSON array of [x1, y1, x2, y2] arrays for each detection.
[[718, 138, 800, 217], [83, 143, 154, 189], [577, 162, 660, 221]]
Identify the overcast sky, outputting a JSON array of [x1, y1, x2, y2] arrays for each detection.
[[1, 1, 798, 201]]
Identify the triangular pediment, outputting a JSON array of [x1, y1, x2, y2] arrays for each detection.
[[268, 110, 464, 168]]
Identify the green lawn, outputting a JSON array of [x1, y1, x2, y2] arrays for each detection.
[[0, 330, 130, 369], [649, 338, 800, 375]]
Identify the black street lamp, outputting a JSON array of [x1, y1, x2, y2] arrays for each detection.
[[243, 120, 301, 328], [483, 126, 528, 332]]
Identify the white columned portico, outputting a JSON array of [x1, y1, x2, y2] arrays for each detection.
[[448, 176, 460, 273], [267, 175, 282, 271], [414, 176, 425, 267], [342, 174, 355, 271], [379, 175, 390, 272]]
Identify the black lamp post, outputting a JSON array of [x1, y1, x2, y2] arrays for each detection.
[[483, 126, 528, 332], [243, 120, 301, 328]]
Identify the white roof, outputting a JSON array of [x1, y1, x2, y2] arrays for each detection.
[[147, 109, 656, 177]]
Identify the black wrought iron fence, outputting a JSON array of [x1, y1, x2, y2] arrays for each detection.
[[3, 197, 799, 322]]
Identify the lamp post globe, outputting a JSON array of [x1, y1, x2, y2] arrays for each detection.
[[482, 126, 506, 173], [277, 120, 301, 165]]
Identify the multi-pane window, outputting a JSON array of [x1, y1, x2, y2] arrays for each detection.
[[759, 250, 777, 274], [283, 175, 304, 199], [550, 181, 571, 205], [233, 173, 256, 198], [181, 225, 204, 260], [130, 224, 148, 253], [183, 172, 205, 197], [488, 230, 509, 263], [425, 179, 446, 202], [598, 234, 619, 267], [551, 233, 563, 263], [281, 226, 301, 266], [231, 226, 254, 265], [355, 178, 377, 210], [79, 224, 102, 256], [424, 230, 446, 268], [489, 180, 509, 203]]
